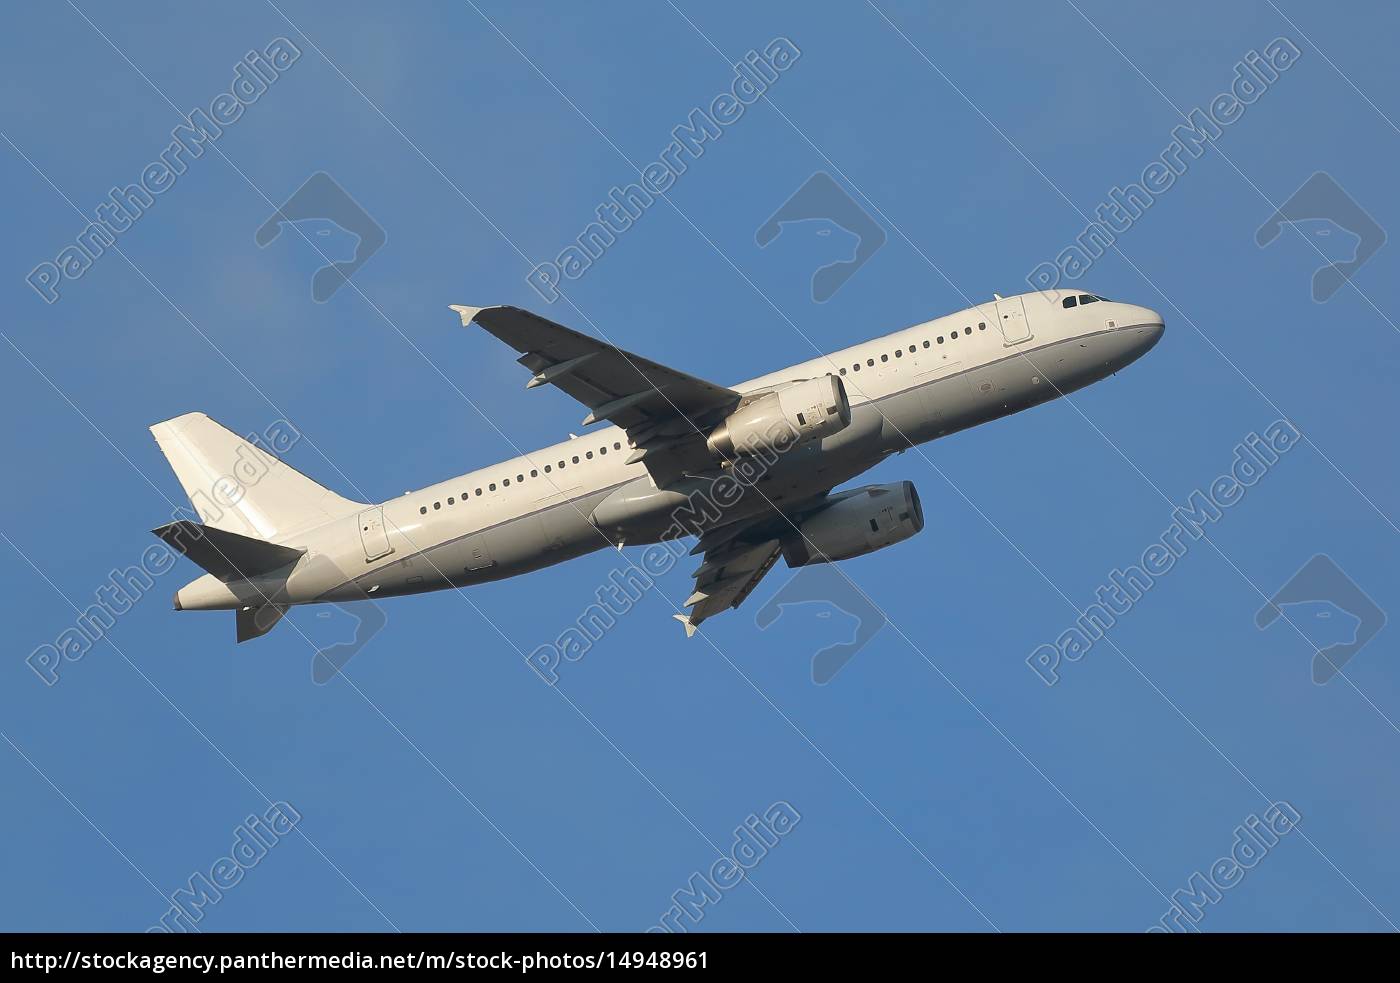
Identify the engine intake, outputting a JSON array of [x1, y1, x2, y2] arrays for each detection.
[[783, 481, 924, 567], [707, 375, 850, 458]]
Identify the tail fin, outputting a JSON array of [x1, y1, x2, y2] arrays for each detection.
[[150, 412, 364, 542]]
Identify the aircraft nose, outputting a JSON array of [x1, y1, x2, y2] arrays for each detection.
[[1121, 303, 1163, 328], [1119, 304, 1164, 351], [1133, 315, 1165, 357]]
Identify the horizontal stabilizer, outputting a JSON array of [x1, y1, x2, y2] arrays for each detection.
[[154, 521, 305, 583]]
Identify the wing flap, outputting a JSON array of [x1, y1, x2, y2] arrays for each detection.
[[677, 536, 782, 637]]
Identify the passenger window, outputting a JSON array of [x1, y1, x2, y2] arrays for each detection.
[[978, 322, 986, 330], [475, 488, 482, 496], [544, 465, 551, 473], [880, 353, 888, 362], [530, 469, 538, 477], [559, 461, 565, 469], [853, 363, 860, 371], [586, 451, 593, 459], [448, 497, 454, 505], [433, 502, 441, 510], [937, 336, 944, 344], [572, 455, 579, 464], [965, 327, 972, 336], [614, 442, 621, 450], [866, 358, 874, 366], [909, 345, 916, 353], [517, 474, 524, 482], [894, 349, 902, 358], [840, 367, 846, 375], [419, 506, 427, 515], [489, 483, 496, 491], [923, 340, 930, 348], [598, 447, 606, 455], [502, 479, 509, 487], [1063, 296, 1077, 308]]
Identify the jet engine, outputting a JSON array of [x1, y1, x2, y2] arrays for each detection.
[[782, 481, 924, 567], [706, 375, 850, 458]]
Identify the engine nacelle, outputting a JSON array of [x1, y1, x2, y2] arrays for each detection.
[[782, 481, 924, 567], [707, 375, 850, 458]]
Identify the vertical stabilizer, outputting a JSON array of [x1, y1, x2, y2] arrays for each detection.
[[150, 412, 364, 542]]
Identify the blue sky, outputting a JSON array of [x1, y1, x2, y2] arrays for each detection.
[[2, 0, 1397, 932]]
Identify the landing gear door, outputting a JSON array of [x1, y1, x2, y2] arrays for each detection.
[[995, 296, 1032, 345], [359, 507, 393, 562]]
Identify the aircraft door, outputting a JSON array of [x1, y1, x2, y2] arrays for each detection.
[[358, 507, 393, 562], [995, 296, 1032, 345], [464, 535, 495, 571]]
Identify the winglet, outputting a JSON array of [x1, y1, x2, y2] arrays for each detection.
[[448, 305, 484, 327], [672, 613, 698, 638]]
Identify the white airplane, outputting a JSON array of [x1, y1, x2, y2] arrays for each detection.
[[151, 289, 1163, 641]]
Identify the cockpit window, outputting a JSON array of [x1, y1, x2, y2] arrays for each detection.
[[1079, 294, 1099, 305], [1062, 296, 1077, 309]]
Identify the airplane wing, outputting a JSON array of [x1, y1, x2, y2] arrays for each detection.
[[670, 491, 831, 635], [676, 527, 784, 637], [451, 305, 740, 485]]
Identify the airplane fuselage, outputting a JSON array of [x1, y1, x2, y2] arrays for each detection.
[[173, 290, 1163, 612]]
